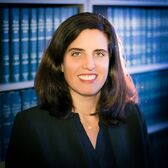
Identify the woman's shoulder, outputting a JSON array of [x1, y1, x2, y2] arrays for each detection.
[[14, 106, 71, 128], [124, 102, 145, 124], [124, 102, 147, 131], [125, 102, 142, 117], [17, 105, 47, 117], [14, 105, 51, 125]]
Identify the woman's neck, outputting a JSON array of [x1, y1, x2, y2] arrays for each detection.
[[72, 93, 100, 116], [71, 92, 100, 149]]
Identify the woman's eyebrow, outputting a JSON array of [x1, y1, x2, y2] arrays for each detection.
[[66, 48, 85, 53], [66, 48, 108, 53], [94, 49, 108, 53]]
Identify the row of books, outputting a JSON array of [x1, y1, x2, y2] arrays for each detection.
[[0, 88, 38, 161], [1, 6, 168, 84], [132, 69, 168, 126], [0, 6, 79, 84], [95, 6, 168, 67]]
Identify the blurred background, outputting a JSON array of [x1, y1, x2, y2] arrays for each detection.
[[0, 0, 168, 167]]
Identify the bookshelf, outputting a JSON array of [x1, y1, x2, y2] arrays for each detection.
[[0, 0, 87, 96], [90, 2, 168, 167], [0, 0, 88, 162], [90, 0, 168, 128], [0, 0, 168, 163]]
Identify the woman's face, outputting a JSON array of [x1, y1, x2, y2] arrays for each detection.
[[62, 29, 109, 98]]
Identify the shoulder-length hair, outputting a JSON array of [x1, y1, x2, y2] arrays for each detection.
[[35, 12, 135, 124]]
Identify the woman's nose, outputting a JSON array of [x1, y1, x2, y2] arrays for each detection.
[[83, 56, 96, 70]]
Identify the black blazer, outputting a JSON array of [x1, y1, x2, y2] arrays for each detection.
[[5, 103, 150, 168]]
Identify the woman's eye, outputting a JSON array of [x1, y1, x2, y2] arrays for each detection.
[[71, 51, 81, 57], [95, 52, 105, 57]]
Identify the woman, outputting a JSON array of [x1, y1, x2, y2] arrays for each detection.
[[5, 12, 150, 168]]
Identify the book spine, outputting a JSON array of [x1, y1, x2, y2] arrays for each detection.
[[29, 8, 37, 80], [45, 7, 53, 48], [124, 7, 132, 67], [114, 8, 125, 46], [131, 8, 141, 66], [10, 8, 20, 82], [0, 93, 2, 161], [154, 9, 161, 64], [140, 9, 147, 65], [146, 9, 153, 64], [10, 91, 21, 123], [160, 9, 168, 63], [20, 8, 29, 81], [1, 92, 12, 160], [20, 89, 31, 111], [0, 8, 10, 83], [53, 7, 60, 32], [107, 7, 113, 25], [37, 8, 45, 66], [30, 88, 38, 107], [71, 6, 79, 16], [60, 7, 68, 23]]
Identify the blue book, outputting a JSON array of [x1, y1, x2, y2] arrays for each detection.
[[154, 9, 161, 63], [53, 7, 61, 32], [20, 8, 29, 81], [151, 9, 157, 64], [140, 9, 147, 65], [107, 7, 113, 25], [130, 8, 141, 66], [29, 8, 37, 80], [65, 7, 79, 18], [20, 89, 31, 111], [45, 7, 53, 48], [123, 7, 132, 67], [60, 7, 68, 23], [37, 8, 45, 66], [10, 8, 20, 82], [0, 93, 2, 161], [112, 7, 128, 67], [72, 6, 79, 15], [145, 9, 153, 64], [10, 91, 21, 124], [1, 92, 12, 160], [30, 89, 38, 107], [160, 9, 168, 63], [60, 7, 78, 24], [113, 8, 125, 45], [0, 8, 10, 83]]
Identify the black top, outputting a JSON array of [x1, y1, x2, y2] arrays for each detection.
[[74, 114, 115, 168], [5, 102, 151, 168]]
